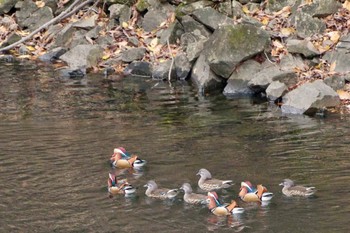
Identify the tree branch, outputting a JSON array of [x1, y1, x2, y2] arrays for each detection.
[[0, 0, 94, 53]]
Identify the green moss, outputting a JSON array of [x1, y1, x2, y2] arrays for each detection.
[[135, 0, 149, 12]]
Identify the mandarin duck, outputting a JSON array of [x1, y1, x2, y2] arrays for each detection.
[[110, 147, 146, 169], [239, 181, 273, 202], [144, 180, 179, 200], [197, 168, 233, 192], [107, 172, 136, 196], [207, 191, 244, 216], [180, 183, 209, 205], [279, 179, 316, 197]]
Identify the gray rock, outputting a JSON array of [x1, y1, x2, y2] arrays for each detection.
[[1, 32, 21, 47], [60, 45, 103, 70], [175, 52, 191, 80], [180, 15, 211, 38], [0, 0, 19, 14], [281, 80, 340, 115], [125, 61, 153, 77], [248, 54, 306, 92], [142, 7, 169, 32], [286, 39, 320, 58], [152, 60, 176, 80], [266, 81, 288, 101], [223, 60, 261, 96], [16, 2, 53, 31], [336, 33, 350, 50], [191, 53, 225, 94], [323, 49, 350, 73], [323, 75, 345, 91], [175, 0, 214, 18], [301, 0, 341, 18], [293, 12, 326, 38], [205, 24, 270, 78], [39, 47, 67, 62], [73, 14, 98, 30], [266, 0, 296, 12], [159, 20, 184, 44], [192, 7, 235, 31], [108, 4, 131, 26], [121, 47, 146, 63], [51, 24, 75, 48]]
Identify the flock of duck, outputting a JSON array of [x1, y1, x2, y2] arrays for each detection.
[[107, 147, 317, 216]]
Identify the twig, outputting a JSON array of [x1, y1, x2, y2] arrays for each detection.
[[0, 0, 93, 53], [166, 38, 175, 82]]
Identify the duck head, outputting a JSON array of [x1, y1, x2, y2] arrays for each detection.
[[180, 183, 193, 194], [196, 168, 212, 179], [279, 179, 294, 188], [144, 180, 158, 191]]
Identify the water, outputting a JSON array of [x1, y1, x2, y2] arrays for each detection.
[[0, 61, 349, 232]]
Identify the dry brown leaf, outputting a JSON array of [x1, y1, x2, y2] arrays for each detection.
[[337, 90, 350, 100], [327, 31, 341, 43], [281, 27, 295, 37], [36, 1, 45, 8], [329, 61, 337, 72], [343, 0, 350, 11], [242, 6, 250, 14], [274, 6, 291, 16]]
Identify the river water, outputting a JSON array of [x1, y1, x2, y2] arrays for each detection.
[[0, 61, 349, 232]]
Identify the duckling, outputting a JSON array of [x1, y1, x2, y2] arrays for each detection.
[[197, 168, 233, 192], [180, 183, 209, 205], [239, 181, 273, 202], [279, 179, 316, 197], [207, 191, 244, 216], [144, 180, 179, 200]]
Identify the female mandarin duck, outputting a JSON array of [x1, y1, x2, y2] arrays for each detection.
[[144, 180, 179, 200], [197, 168, 233, 192], [239, 181, 273, 202], [279, 179, 316, 197], [110, 147, 146, 169], [180, 183, 209, 205], [107, 172, 136, 196], [207, 191, 244, 216]]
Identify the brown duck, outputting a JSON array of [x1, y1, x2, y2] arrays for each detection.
[[279, 179, 316, 197], [180, 183, 209, 205], [197, 168, 233, 192], [144, 180, 179, 200]]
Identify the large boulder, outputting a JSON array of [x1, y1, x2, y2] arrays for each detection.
[[0, 0, 19, 14], [204, 24, 270, 79], [191, 53, 225, 94], [223, 59, 262, 96], [281, 80, 340, 115], [191, 6, 234, 31], [60, 44, 103, 70]]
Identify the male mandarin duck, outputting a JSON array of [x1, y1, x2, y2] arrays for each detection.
[[110, 147, 146, 169], [180, 183, 209, 205], [207, 191, 244, 216], [239, 181, 274, 202], [279, 179, 316, 197], [144, 180, 179, 200], [107, 172, 136, 196], [197, 168, 233, 192]]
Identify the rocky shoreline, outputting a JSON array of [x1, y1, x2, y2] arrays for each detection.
[[1, 0, 350, 115]]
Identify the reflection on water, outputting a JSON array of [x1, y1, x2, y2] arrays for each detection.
[[1, 62, 350, 232]]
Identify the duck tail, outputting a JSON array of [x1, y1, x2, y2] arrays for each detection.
[[226, 200, 238, 212], [128, 155, 138, 165], [256, 184, 267, 199]]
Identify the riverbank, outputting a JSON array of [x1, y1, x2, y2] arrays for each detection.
[[1, 0, 350, 115]]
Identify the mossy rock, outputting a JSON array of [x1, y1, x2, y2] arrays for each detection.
[[105, 0, 136, 6], [135, 0, 149, 12]]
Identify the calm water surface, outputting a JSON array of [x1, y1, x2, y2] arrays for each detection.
[[0, 61, 349, 232]]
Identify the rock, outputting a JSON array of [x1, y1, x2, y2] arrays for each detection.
[[266, 81, 288, 101], [301, 0, 341, 18], [248, 54, 306, 92], [204, 24, 270, 78], [135, 0, 149, 12], [121, 47, 146, 63], [175, 52, 191, 80], [15, 0, 53, 31], [159, 20, 184, 44], [191, 53, 225, 94], [180, 15, 211, 38], [124, 61, 153, 77], [50, 24, 75, 48], [223, 60, 262, 96], [60, 45, 103, 70], [281, 80, 340, 115], [152, 60, 176, 80], [39, 47, 67, 62], [286, 39, 320, 58], [73, 14, 98, 29], [323, 48, 350, 73], [108, 4, 131, 26], [191, 7, 235, 31], [336, 33, 350, 50], [293, 12, 326, 38], [323, 75, 345, 91], [1, 32, 21, 47], [175, 0, 214, 19], [142, 5, 174, 32], [266, 0, 296, 12], [0, 0, 19, 14]]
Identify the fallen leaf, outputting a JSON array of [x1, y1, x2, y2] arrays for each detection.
[[242, 6, 250, 14], [122, 22, 128, 28], [337, 90, 350, 100], [329, 61, 336, 72], [36, 1, 45, 8], [327, 31, 341, 43], [281, 27, 295, 37], [26, 45, 36, 51], [343, 0, 350, 11]]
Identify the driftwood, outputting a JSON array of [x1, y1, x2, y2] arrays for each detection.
[[0, 0, 93, 53]]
